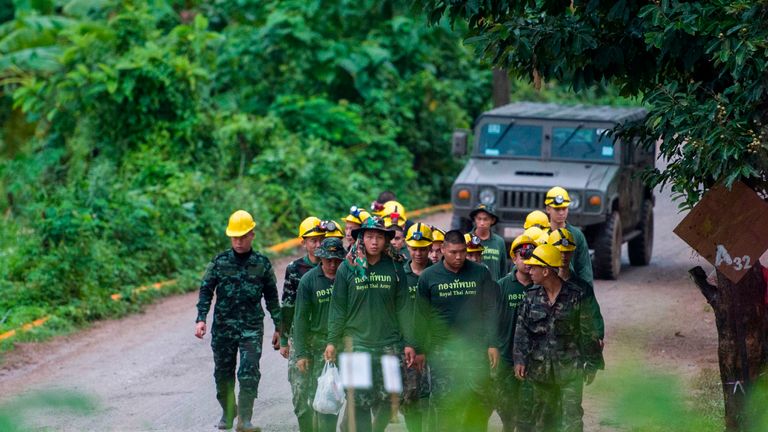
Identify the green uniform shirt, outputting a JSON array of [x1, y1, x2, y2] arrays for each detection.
[[402, 259, 430, 346], [513, 281, 601, 382], [293, 266, 335, 359], [472, 229, 508, 281], [568, 275, 606, 343], [566, 222, 593, 285], [280, 255, 318, 345], [327, 255, 407, 350], [411, 259, 501, 354], [497, 270, 531, 366], [196, 249, 281, 336]]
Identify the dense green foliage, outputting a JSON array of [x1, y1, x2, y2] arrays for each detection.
[[0, 0, 631, 341], [0, 0, 493, 336], [420, 0, 768, 208]]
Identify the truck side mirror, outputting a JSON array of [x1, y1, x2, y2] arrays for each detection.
[[452, 130, 468, 157]]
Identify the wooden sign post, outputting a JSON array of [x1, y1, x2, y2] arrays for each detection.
[[674, 181, 768, 283]]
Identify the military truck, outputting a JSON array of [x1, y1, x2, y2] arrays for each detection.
[[450, 102, 654, 280]]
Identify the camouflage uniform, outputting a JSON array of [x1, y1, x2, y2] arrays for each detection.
[[196, 249, 281, 423], [281, 256, 318, 432], [495, 269, 533, 432], [513, 281, 602, 432], [401, 259, 431, 432]]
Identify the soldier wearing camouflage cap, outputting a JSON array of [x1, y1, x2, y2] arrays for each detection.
[[469, 203, 508, 281], [401, 223, 433, 432], [494, 235, 536, 432], [195, 210, 281, 432], [293, 237, 346, 432], [325, 217, 409, 432], [513, 244, 602, 432]]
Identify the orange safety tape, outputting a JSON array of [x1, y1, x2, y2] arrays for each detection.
[[111, 280, 177, 301], [0, 316, 50, 342], [4, 204, 453, 342]]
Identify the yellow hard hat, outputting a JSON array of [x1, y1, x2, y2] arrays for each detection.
[[548, 227, 576, 252], [324, 220, 345, 238], [524, 244, 564, 268], [226, 210, 256, 237], [464, 233, 485, 253], [544, 186, 571, 208], [524, 210, 550, 230], [298, 216, 324, 238], [510, 234, 537, 258], [382, 201, 407, 221], [431, 227, 445, 243], [383, 212, 406, 229], [344, 206, 371, 225], [406, 223, 433, 248], [523, 227, 549, 245]]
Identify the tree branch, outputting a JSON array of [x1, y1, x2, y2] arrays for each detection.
[[690, 266, 718, 306]]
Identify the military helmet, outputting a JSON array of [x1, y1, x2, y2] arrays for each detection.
[[464, 233, 485, 253], [544, 186, 571, 208], [523, 226, 549, 245], [524, 244, 564, 268], [226, 210, 256, 237], [344, 206, 371, 225], [405, 223, 433, 248], [323, 220, 345, 238], [298, 216, 325, 238], [524, 210, 550, 230], [315, 237, 346, 260], [509, 234, 537, 259], [431, 227, 446, 243], [351, 216, 395, 240], [548, 227, 576, 252], [382, 201, 407, 220]]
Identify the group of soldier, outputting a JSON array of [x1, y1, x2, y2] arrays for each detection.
[[195, 187, 605, 432]]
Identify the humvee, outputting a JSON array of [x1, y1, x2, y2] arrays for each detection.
[[450, 102, 654, 280]]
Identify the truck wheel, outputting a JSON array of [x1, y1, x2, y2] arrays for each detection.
[[593, 211, 622, 280], [628, 200, 654, 266], [450, 213, 472, 233]]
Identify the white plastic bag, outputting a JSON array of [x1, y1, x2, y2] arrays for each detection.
[[313, 361, 345, 415]]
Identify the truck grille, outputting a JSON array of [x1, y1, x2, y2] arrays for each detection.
[[500, 190, 546, 209]]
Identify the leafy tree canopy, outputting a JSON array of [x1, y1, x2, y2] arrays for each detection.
[[420, 0, 768, 207]]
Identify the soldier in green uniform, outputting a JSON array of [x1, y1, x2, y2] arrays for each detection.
[[469, 204, 508, 281], [464, 233, 485, 264], [544, 187, 593, 285], [548, 228, 606, 353], [406, 230, 500, 432], [428, 227, 445, 264], [494, 235, 536, 432], [281, 217, 325, 432], [324, 217, 409, 432], [401, 223, 433, 432], [195, 210, 281, 432], [513, 244, 602, 432], [344, 207, 371, 250], [294, 237, 346, 432]]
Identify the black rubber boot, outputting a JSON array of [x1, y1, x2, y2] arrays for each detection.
[[235, 417, 261, 432], [217, 413, 234, 430]]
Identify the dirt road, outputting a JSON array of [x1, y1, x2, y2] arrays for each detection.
[[0, 190, 729, 431]]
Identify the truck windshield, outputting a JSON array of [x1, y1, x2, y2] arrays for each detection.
[[552, 127, 616, 162], [477, 123, 542, 157]]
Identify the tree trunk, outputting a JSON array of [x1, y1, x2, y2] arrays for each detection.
[[492, 68, 510, 108], [690, 263, 768, 431]]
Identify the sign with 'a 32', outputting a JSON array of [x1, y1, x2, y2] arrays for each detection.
[[674, 181, 768, 284]]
